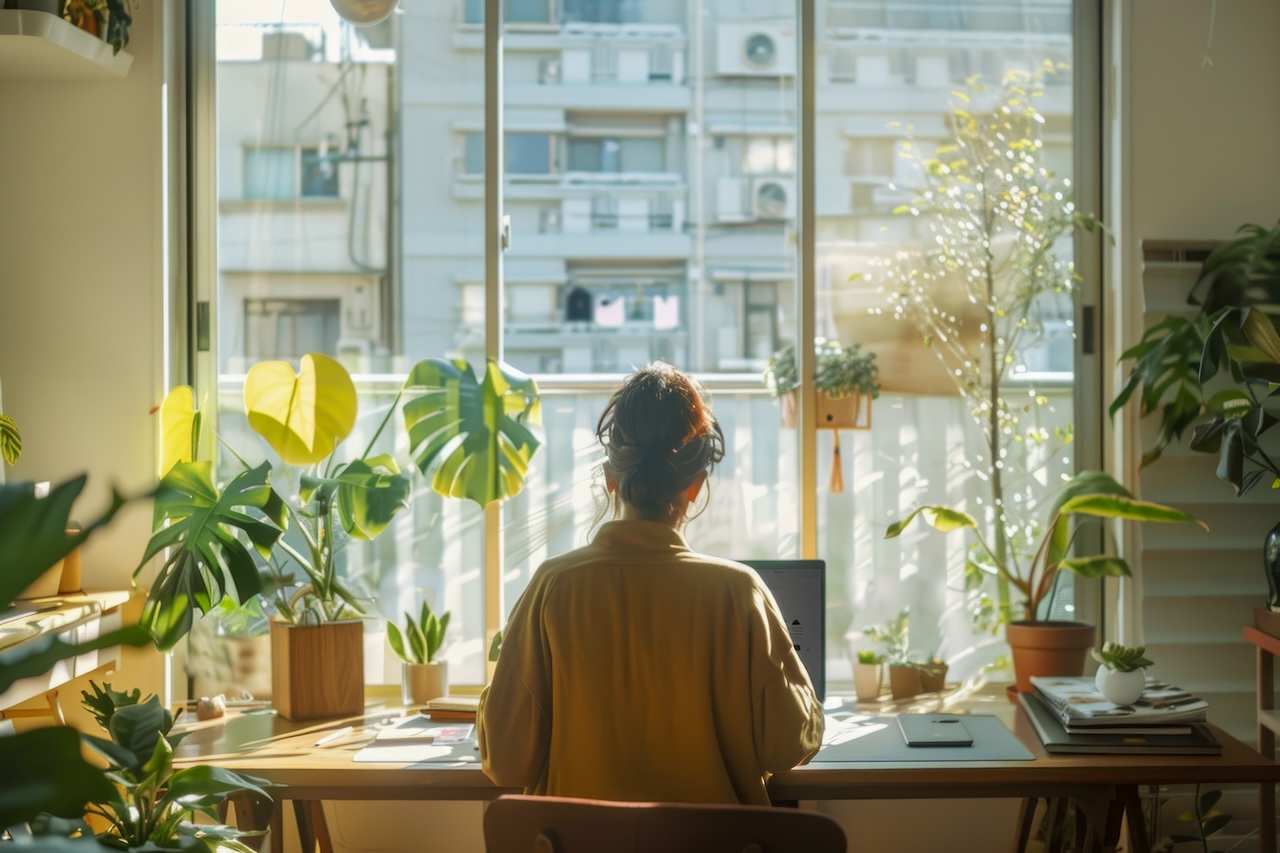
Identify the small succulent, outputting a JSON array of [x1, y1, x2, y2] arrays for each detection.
[[387, 601, 450, 665], [1092, 642, 1153, 673], [856, 650, 883, 665]]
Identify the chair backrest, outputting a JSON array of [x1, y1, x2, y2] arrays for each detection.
[[483, 795, 847, 853]]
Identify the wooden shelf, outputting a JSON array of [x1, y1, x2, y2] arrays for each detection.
[[0, 8, 133, 79]]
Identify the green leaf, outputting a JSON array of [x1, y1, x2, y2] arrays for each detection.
[[386, 621, 407, 662], [1206, 389, 1254, 417], [0, 727, 114, 829], [161, 764, 274, 805], [0, 412, 21, 467], [1199, 789, 1222, 813], [334, 456, 411, 541], [0, 476, 128, 610], [137, 461, 286, 651], [108, 697, 170, 770], [1057, 493, 1208, 530], [1058, 556, 1132, 579], [407, 616, 427, 666], [884, 505, 977, 539], [1201, 813, 1232, 837], [403, 358, 542, 508], [488, 629, 503, 662], [1241, 307, 1280, 364]]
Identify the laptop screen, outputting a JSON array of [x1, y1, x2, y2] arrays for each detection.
[[740, 560, 826, 702]]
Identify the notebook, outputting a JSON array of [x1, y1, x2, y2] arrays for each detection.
[[1018, 691, 1223, 755], [741, 559, 826, 702]]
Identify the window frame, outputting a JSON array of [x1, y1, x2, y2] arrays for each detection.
[[187, 0, 1105, 690]]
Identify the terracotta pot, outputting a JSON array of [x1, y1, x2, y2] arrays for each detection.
[[919, 662, 948, 694], [402, 661, 448, 706], [270, 620, 365, 720], [1005, 620, 1095, 694], [888, 664, 924, 700], [853, 662, 882, 702]]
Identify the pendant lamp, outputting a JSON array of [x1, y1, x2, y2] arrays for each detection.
[[329, 0, 399, 26]]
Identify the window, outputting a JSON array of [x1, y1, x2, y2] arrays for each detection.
[[243, 145, 339, 200], [201, 0, 1088, 697]]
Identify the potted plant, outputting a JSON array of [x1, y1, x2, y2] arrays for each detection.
[[863, 608, 928, 700], [39, 682, 273, 851], [853, 650, 883, 702], [1091, 642, 1153, 705], [885, 469, 1207, 692], [869, 66, 1104, 637], [764, 338, 879, 430], [138, 354, 541, 720], [388, 600, 451, 705], [1112, 220, 1280, 615]]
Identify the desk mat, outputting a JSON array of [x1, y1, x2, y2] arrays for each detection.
[[810, 714, 1034, 762]]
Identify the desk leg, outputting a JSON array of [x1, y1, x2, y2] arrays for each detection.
[[291, 800, 335, 853], [271, 801, 283, 853], [1260, 646, 1277, 853], [1119, 786, 1151, 853], [1073, 794, 1125, 853], [1013, 798, 1037, 853]]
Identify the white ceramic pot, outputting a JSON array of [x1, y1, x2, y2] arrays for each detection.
[[853, 662, 882, 702], [1095, 666, 1145, 705], [402, 661, 447, 706]]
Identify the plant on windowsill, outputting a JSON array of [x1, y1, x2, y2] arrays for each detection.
[[1091, 642, 1153, 705], [861, 607, 945, 699], [764, 339, 879, 431], [388, 600, 451, 706], [885, 470, 1206, 692], [852, 650, 884, 702], [139, 354, 541, 720]]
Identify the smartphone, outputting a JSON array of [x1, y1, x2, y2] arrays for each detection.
[[897, 714, 974, 747]]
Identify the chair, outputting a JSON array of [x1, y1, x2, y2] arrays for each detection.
[[482, 794, 847, 853]]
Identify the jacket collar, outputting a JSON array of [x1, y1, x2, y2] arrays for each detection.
[[591, 519, 690, 554]]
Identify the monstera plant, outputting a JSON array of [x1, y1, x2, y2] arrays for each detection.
[[136, 354, 541, 654]]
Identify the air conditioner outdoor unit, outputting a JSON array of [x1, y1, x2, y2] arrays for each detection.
[[538, 58, 561, 85], [539, 207, 562, 233], [716, 21, 796, 77], [752, 177, 795, 219]]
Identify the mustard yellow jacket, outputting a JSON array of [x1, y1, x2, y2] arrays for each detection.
[[478, 520, 825, 804]]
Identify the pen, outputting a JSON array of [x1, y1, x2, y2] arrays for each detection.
[[313, 726, 355, 747]]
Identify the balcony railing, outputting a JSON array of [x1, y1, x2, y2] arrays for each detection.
[[207, 374, 1073, 692]]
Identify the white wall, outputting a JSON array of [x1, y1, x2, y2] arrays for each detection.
[[0, 4, 167, 590]]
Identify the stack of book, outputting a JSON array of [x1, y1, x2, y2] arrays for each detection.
[[421, 694, 480, 722], [1019, 676, 1223, 755]]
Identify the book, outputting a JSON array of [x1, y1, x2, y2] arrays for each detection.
[[1063, 723, 1193, 736], [1030, 676, 1209, 728], [420, 695, 479, 721], [1019, 692, 1223, 755]]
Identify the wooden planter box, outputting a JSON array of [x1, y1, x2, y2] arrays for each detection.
[[270, 619, 365, 721], [779, 390, 872, 430]]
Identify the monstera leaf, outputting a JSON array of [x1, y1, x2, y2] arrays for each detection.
[[402, 358, 541, 507], [136, 461, 286, 651], [334, 455, 412, 540], [244, 353, 357, 466]]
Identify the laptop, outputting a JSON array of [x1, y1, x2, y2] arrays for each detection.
[[740, 560, 826, 702]]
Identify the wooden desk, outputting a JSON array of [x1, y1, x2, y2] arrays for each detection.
[[175, 705, 1280, 853]]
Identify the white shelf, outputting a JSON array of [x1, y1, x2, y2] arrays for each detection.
[[0, 8, 133, 79]]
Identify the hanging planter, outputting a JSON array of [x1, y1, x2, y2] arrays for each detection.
[[765, 339, 879, 492]]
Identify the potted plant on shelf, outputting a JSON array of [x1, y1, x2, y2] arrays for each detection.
[[1091, 642, 1152, 705], [764, 338, 879, 431], [852, 650, 884, 702], [388, 600, 451, 705], [139, 354, 541, 720], [885, 470, 1207, 692]]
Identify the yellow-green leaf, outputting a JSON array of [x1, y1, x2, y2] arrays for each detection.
[[158, 385, 198, 478], [244, 353, 357, 466], [885, 504, 977, 539]]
